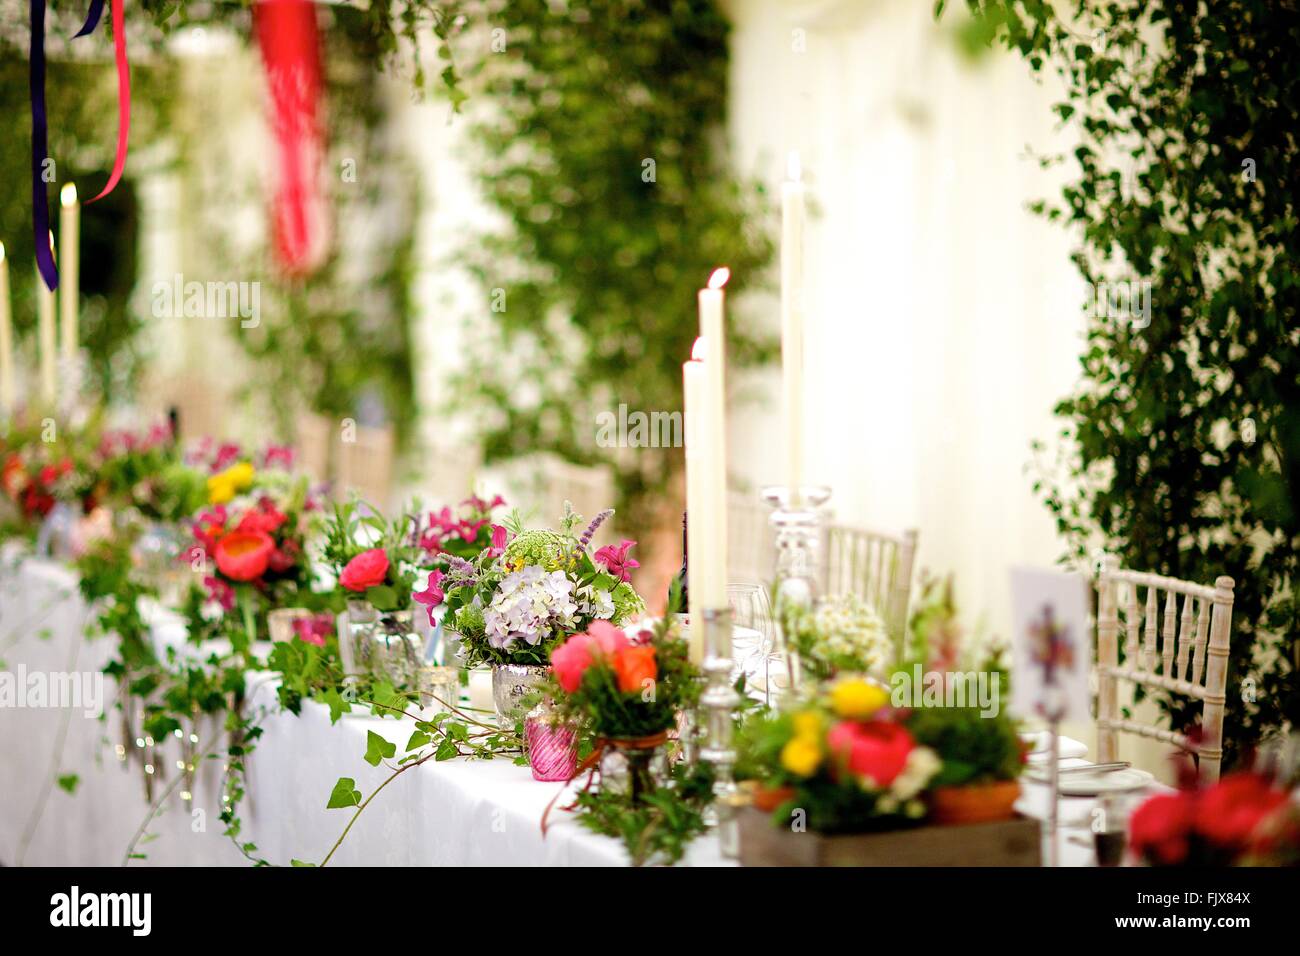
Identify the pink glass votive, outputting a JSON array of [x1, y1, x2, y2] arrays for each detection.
[[526, 715, 579, 782]]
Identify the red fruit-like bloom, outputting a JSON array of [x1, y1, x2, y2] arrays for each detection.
[[1129, 791, 1197, 865], [826, 720, 915, 788], [339, 547, 389, 591], [214, 531, 275, 582], [1196, 773, 1289, 849]]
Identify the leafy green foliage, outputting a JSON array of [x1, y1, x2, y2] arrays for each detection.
[[949, 1, 1300, 762], [457, 0, 776, 533], [906, 706, 1024, 788], [573, 760, 715, 867]]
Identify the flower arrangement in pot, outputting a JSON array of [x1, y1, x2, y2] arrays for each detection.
[[430, 503, 645, 727], [321, 498, 430, 688], [736, 677, 941, 833], [1129, 763, 1296, 867], [905, 699, 1026, 825], [181, 470, 321, 648], [539, 615, 700, 800]]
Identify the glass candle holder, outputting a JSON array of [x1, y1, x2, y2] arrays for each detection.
[[525, 708, 579, 782]]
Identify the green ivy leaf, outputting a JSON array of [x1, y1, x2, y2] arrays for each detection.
[[406, 730, 432, 752], [364, 730, 397, 767], [327, 777, 362, 809], [57, 774, 79, 795]]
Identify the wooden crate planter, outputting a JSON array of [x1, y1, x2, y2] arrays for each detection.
[[737, 807, 1042, 867]]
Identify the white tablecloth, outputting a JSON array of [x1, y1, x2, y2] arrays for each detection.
[[0, 556, 724, 867], [2, 555, 1135, 867]]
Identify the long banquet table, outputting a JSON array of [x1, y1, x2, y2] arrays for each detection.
[[0, 555, 1124, 867]]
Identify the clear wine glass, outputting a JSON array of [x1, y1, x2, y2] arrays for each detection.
[[726, 582, 777, 706]]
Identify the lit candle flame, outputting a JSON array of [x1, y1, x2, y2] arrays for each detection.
[[787, 151, 802, 183], [691, 336, 707, 361], [0, 241, 6, 263], [60, 183, 77, 207], [707, 267, 730, 290]]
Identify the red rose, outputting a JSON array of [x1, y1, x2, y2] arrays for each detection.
[[214, 531, 275, 582], [826, 720, 915, 788], [1130, 791, 1196, 865], [339, 547, 389, 591], [1196, 773, 1288, 849], [236, 501, 287, 535]]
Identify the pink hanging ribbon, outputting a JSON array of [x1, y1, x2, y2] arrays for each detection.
[[87, 0, 131, 205]]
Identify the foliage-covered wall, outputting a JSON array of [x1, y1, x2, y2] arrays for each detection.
[[457, 0, 775, 533], [950, 0, 1300, 763]]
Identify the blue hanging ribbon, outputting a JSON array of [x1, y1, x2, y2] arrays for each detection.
[[75, 0, 106, 37], [30, 0, 57, 291]]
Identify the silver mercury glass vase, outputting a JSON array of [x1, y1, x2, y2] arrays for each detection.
[[491, 663, 550, 729]]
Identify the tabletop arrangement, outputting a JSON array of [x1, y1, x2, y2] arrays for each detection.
[[0, 1, 1297, 887]]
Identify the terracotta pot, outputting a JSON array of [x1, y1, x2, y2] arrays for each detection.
[[752, 784, 797, 813], [929, 779, 1021, 825]]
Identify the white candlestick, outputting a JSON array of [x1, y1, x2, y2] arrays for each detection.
[[781, 153, 806, 500], [696, 267, 730, 611], [36, 234, 56, 405], [683, 354, 708, 665], [59, 184, 80, 364], [0, 244, 13, 415]]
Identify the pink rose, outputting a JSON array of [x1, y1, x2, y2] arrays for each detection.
[[551, 634, 598, 693], [586, 620, 629, 655], [339, 548, 390, 591], [826, 720, 915, 788]]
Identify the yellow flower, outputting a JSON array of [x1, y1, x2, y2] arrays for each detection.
[[207, 461, 255, 504], [830, 678, 889, 720], [791, 710, 823, 739], [780, 736, 823, 777]]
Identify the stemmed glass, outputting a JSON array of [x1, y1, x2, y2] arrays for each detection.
[[726, 583, 778, 706]]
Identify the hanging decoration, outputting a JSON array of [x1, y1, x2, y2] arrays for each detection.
[[28, 0, 133, 292], [254, 0, 329, 277]]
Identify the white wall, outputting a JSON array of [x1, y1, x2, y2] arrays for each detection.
[[725, 0, 1088, 642]]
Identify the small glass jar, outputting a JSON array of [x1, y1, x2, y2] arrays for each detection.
[[525, 705, 579, 782]]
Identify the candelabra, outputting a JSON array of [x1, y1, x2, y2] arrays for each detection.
[[762, 484, 831, 695], [698, 605, 740, 856]]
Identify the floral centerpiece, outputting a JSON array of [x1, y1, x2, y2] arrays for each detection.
[[416, 493, 507, 562], [321, 499, 431, 687], [430, 504, 645, 725], [542, 616, 700, 799], [182, 473, 321, 646], [737, 677, 941, 832], [780, 592, 893, 681], [1129, 768, 1296, 866], [0, 416, 100, 546]]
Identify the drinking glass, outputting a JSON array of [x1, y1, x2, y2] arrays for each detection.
[[726, 583, 778, 705]]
